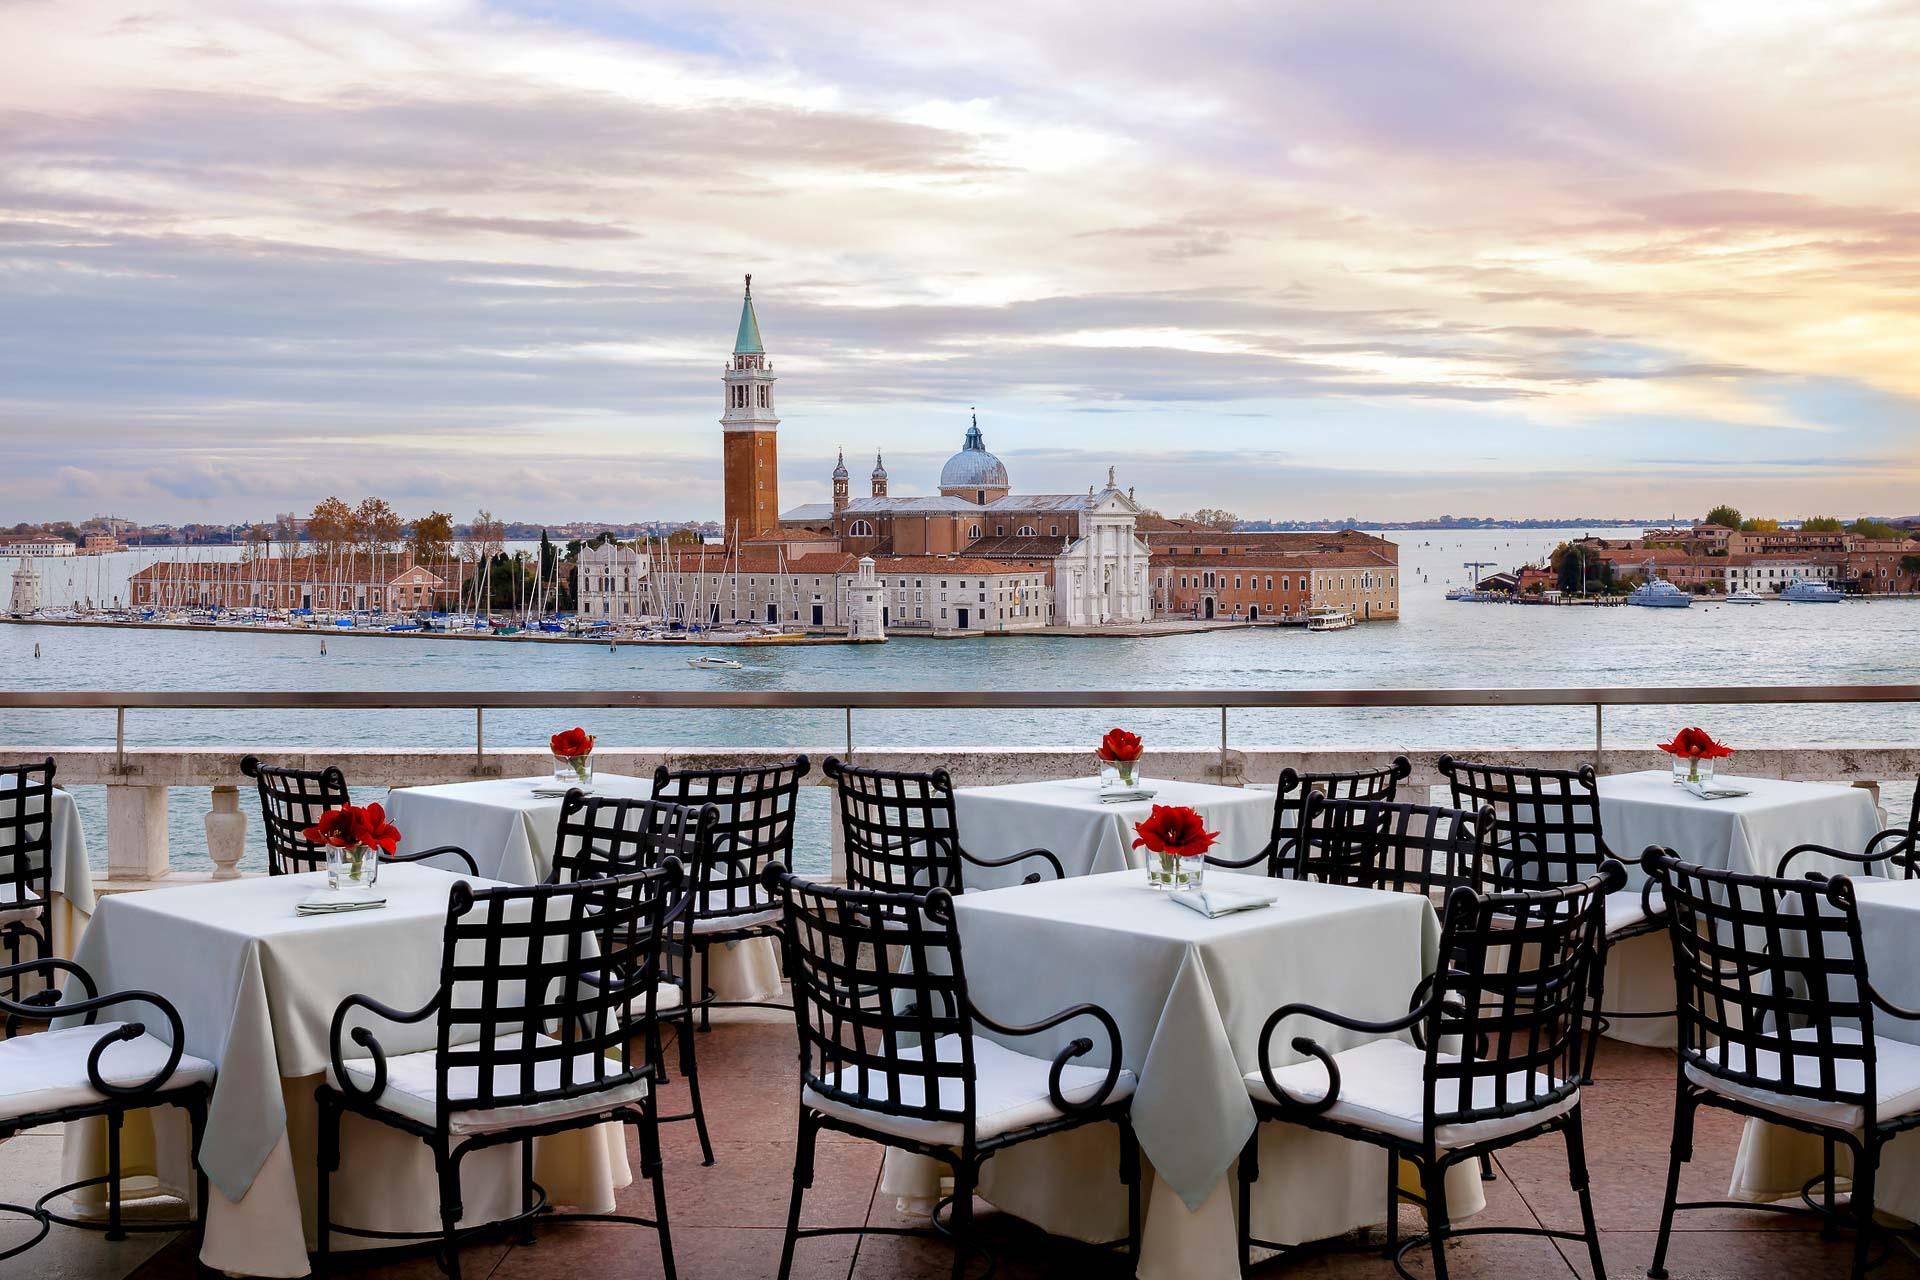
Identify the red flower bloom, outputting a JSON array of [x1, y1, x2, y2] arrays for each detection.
[[302, 802, 401, 855], [551, 727, 596, 758], [1131, 804, 1220, 859], [1097, 728, 1144, 763], [1657, 727, 1734, 760]]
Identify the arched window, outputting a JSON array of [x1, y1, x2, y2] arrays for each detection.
[[848, 520, 874, 537], [968, 525, 982, 540], [1016, 525, 1037, 537]]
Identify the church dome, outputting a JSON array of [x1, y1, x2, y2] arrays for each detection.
[[939, 420, 1008, 491], [831, 448, 848, 480]]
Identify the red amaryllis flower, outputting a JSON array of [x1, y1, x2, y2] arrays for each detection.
[[303, 802, 401, 854], [303, 806, 360, 848], [1097, 728, 1144, 763], [352, 802, 401, 855], [1657, 727, 1734, 760], [550, 727, 596, 758], [1131, 804, 1220, 859]]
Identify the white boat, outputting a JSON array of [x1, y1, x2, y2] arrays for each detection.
[[1305, 606, 1356, 632], [1725, 589, 1767, 605], [1781, 578, 1845, 603], [687, 654, 744, 670], [1626, 560, 1692, 609]]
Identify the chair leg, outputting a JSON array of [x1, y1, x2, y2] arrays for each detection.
[[1421, 1159, 1451, 1280], [1648, 1089, 1693, 1280], [517, 1139, 538, 1245], [1119, 1118, 1142, 1268], [1564, 1116, 1608, 1280], [1582, 937, 1608, 1085], [433, 1143, 464, 1280], [642, 1099, 677, 1280], [1850, 1142, 1878, 1280], [1237, 1132, 1258, 1278], [697, 941, 713, 1032], [678, 1012, 716, 1166], [948, 1162, 977, 1280], [777, 1114, 816, 1280], [1385, 1150, 1400, 1254], [1822, 1136, 1839, 1239], [316, 1094, 340, 1278], [105, 1109, 125, 1242], [1479, 1151, 1496, 1182]]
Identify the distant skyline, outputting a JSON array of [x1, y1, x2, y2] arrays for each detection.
[[2, 0, 1918, 523]]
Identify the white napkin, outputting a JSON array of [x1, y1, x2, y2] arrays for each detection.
[[297, 889, 389, 915], [1683, 781, 1750, 801], [1170, 888, 1277, 919], [1098, 788, 1157, 805]]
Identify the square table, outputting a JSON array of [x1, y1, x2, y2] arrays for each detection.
[[1594, 771, 1883, 1048], [385, 774, 780, 1002], [0, 778, 96, 961], [59, 864, 633, 1278], [954, 776, 1275, 886], [879, 869, 1486, 1280]]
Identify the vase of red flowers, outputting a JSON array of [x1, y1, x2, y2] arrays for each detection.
[[1097, 728, 1145, 792], [1132, 804, 1220, 891], [1658, 727, 1733, 786], [303, 802, 400, 892], [551, 727, 596, 787]]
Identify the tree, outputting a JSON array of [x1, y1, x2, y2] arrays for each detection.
[[307, 496, 357, 557], [408, 511, 454, 565], [354, 497, 402, 556], [1177, 508, 1241, 530], [1739, 517, 1779, 532], [1551, 542, 1613, 595], [1851, 518, 1904, 541], [1902, 555, 1920, 576], [1801, 516, 1845, 532], [1703, 505, 1743, 530]]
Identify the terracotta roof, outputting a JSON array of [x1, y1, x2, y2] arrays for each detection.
[[961, 535, 1069, 558]]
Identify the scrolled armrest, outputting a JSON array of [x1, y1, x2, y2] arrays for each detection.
[[385, 844, 479, 875], [970, 1000, 1124, 1112], [14, 985, 190, 1097], [1255, 997, 1432, 1115], [1776, 842, 1892, 879], [1206, 836, 1276, 871], [0, 956, 99, 1032], [960, 845, 1064, 884], [328, 990, 441, 1103]]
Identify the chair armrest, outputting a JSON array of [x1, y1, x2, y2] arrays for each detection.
[[1776, 842, 1892, 879], [384, 845, 479, 874], [1207, 837, 1277, 871], [969, 1000, 1124, 1112], [1, 976, 188, 1097], [1863, 979, 1920, 1024], [1254, 997, 1432, 1116], [328, 990, 442, 1104], [959, 845, 1064, 883]]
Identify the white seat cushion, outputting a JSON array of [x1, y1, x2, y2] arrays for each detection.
[[625, 981, 684, 1016], [0, 1022, 215, 1123], [691, 889, 781, 936], [0, 882, 41, 929], [802, 1033, 1135, 1146], [1683, 1027, 1920, 1131], [1605, 887, 1663, 937], [328, 1033, 649, 1135], [1247, 1037, 1578, 1149]]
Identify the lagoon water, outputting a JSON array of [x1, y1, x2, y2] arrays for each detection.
[[6, 528, 1917, 874]]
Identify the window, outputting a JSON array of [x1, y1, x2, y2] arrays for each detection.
[[757, 386, 769, 407], [1050, 525, 1059, 536], [1017, 525, 1037, 537], [848, 520, 874, 537], [969, 525, 982, 540]]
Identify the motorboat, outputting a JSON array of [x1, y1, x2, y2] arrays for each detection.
[[1305, 606, 1356, 632], [1626, 559, 1692, 609], [1724, 589, 1767, 605], [687, 654, 745, 670], [1780, 578, 1845, 603]]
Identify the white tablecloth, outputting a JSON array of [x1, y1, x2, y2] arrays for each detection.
[[1594, 771, 1883, 1048], [386, 774, 780, 1002], [881, 869, 1485, 1280], [1727, 877, 1920, 1218], [59, 865, 633, 1277], [0, 780, 96, 966], [954, 777, 1275, 886]]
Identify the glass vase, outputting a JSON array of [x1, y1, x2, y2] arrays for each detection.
[[1100, 756, 1144, 792], [554, 751, 595, 787], [1146, 851, 1204, 892], [327, 842, 380, 893], [1672, 756, 1716, 787]]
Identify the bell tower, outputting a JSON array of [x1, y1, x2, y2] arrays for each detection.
[[871, 451, 888, 498], [832, 448, 850, 513], [721, 274, 780, 539]]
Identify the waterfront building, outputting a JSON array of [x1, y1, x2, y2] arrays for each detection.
[[574, 541, 652, 621], [8, 558, 39, 616], [0, 535, 74, 557], [1147, 530, 1399, 622], [1723, 556, 1840, 594], [649, 547, 1052, 631], [847, 556, 886, 641], [128, 554, 448, 612]]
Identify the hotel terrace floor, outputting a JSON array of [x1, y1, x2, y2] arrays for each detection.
[[4, 1006, 1916, 1280]]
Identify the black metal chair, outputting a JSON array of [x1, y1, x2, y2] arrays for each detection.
[[1289, 795, 1490, 902], [1776, 782, 1920, 878], [1240, 863, 1621, 1280], [1643, 851, 1920, 1280], [1207, 756, 1412, 876], [764, 867, 1139, 1280], [0, 956, 213, 1261], [548, 792, 722, 1165], [823, 757, 1063, 893], [317, 862, 689, 1279], [240, 755, 477, 876], [0, 759, 56, 1003], [1437, 756, 1663, 1082], [650, 756, 808, 1028]]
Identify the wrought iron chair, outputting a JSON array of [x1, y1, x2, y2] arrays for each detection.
[[650, 756, 809, 1029], [1206, 756, 1412, 876], [764, 867, 1139, 1280], [0, 759, 56, 1003], [1643, 851, 1920, 1280], [822, 757, 1063, 893], [1775, 783, 1920, 878], [1240, 863, 1621, 1280], [240, 755, 477, 876], [1437, 756, 1663, 1082], [317, 862, 689, 1279], [548, 792, 723, 1164], [1290, 795, 1491, 902], [0, 956, 214, 1261]]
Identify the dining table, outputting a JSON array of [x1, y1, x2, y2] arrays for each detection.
[[384, 773, 780, 1002], [953, 775, 1276, 886], [57, 864, 634, 1278], [1591, 770, 1883, 1048], [878, 868, 1486, 1280]]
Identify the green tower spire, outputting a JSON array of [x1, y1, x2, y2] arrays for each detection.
[[734, 273, 764, 355]]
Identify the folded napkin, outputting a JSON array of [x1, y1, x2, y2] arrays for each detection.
[[1170, 888, 1277, 919], [298, 889, 389, 915], [1098, 788, 1157, 805], [1683, 781, 1750, 801]]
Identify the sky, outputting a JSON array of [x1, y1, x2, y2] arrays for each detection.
[[2, 0, 1918, 525]]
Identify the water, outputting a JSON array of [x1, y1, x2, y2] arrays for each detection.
[[6, 529, 1916, 875]]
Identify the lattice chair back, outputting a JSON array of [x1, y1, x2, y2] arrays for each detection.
[[1298, 795, 1490, 906], [1437, 757, 1611, 892], [0, 758, 56, 991], [767, 870, 979, 1142], [1267, 756, 1410, 876], [431, 864, 686, 1131], [1646, 851, 1877, 1124], [550, 793, 720, 887], [1417, 864, 1620, 1137], [652, 756, 809, 921], [241, 754, 350, 875], [824, 758, 965, 895]]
